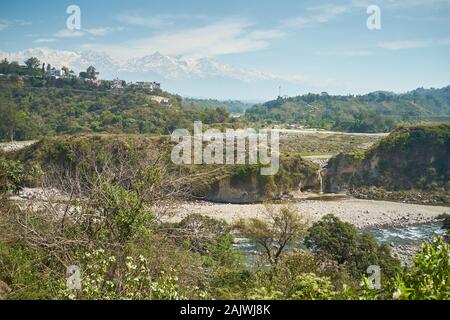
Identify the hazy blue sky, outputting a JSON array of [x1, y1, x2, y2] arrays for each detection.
[[1, 0, 450, 99]]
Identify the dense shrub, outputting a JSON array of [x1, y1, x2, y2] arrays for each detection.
[[305, 214, 401, 279], [0, 157, 26, 194]]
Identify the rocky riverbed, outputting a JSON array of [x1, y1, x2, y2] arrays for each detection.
[[171, 197, 449, 264], [0, 140, 36, 152], [8, 187, 449, 264], [351, 187, 449, 206], [171, 197, 450, 228]]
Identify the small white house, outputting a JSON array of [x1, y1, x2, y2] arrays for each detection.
[[149, 95, 170, 106], [46, 68, 65, 78], [111, 78, 125, 89], [135, 81, 160, 90]]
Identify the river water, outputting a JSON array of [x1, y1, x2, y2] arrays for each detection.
[[233, 222, 447, 265], [365, 222, 446, 246]]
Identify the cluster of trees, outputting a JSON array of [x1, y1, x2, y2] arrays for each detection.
[[78, 66, 99, 80], [0, 136, 448, 300], [245, 87, 450, 132], [0, 58, 45, 77], [0, 57, 99, 81], [0, 77, 235, 141]]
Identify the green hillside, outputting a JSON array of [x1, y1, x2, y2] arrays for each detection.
[[245, 87, 450, 132], [0, 77, 234, 141]]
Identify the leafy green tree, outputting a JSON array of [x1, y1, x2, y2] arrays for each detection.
[[62, 66, 70, 75], [164, 214, 240, 269], [0, 100, 18, 141], [305, 215, 358, 264], [177, 214, 229, 254], [305, 214, 400, 278], [0, 157, 26, 194], [86, 66, 99, 80], [24, 57, 40, 69], [85, 182, 154, 242]]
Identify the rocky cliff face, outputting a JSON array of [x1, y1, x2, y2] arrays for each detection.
[[324, 153, 362, 193], [325, 124, 450, 194], [205, 175, 275, 203], [203, 158, 320, 203], [12, 135, 321, 204]]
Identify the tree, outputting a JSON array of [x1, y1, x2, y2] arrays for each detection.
[[305, 214, 400, 278], [24, 57, 40, 69], [235, 206, 307, 266], [305, 215, 358, 265], [0, 100, 18, 141], [0, 157, 26, 194], [177, 214, 229, 254], [62, 66, 70, 75], [0, 59, 9, 74], [86, 66, 99, 80]]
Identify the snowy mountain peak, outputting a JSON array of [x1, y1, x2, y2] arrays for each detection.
[[0, 47, 277, 82]]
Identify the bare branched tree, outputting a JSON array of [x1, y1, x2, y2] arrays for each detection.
[[234, 205, 308, 266]]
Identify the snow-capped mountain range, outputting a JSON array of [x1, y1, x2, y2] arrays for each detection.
[[0, 48, 276, 82]]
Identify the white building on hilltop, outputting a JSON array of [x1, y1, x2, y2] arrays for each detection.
[[111, 78, 125, 89], [134, 81, 160, 90], [149, 95, 170, 106], [46, 67, 65, 78]]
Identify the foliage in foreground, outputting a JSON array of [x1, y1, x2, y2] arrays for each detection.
[[1, 190, 449, 300], [0, 144, 448, 300], [393, 237, 449, 300], [0, 157, 27, 194]]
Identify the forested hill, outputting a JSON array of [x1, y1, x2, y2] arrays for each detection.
[[0, 77, 237, 141], [245, 86, 450, 132], [182, 98, 253, 113]]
